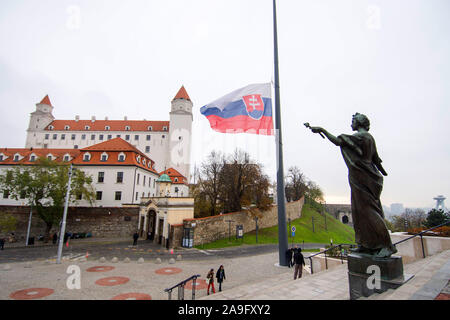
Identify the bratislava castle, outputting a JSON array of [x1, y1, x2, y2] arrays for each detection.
[[25, 86, 193, 182], [0, 86, 193, 207]]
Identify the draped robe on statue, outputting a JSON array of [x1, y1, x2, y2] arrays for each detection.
[[338, 131, 395, 253]]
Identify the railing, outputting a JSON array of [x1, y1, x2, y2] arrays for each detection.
[[164, 274, 201, 300], [393, 221, 450, 259], [305, 243, 356, 274]]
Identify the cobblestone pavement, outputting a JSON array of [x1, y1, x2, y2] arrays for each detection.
[[0, 250, 298, 300]]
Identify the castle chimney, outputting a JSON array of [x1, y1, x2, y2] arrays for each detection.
[[75, 115, 80, 122], [124, 116, 128, 121], [91, 116, 96, 122]]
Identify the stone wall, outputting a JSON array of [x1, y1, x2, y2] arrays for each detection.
[[0, 205, 140, 241], [175, 198, 304, 247]]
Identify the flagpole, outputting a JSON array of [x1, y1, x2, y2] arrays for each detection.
[[273, 0, 289, 266]]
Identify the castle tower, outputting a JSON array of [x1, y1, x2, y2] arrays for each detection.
[[168, 86, 193, 182], [25, 95, 55, 148]]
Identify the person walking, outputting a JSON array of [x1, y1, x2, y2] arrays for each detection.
[[52, 232, 58, 245], [206, 268, 215, 295], [133, 231, 139, 246], [216, 265, 226, 292], [293, 247, 306, 280], [0, 237, 5, 250]]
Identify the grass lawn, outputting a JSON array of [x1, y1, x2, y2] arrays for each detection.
[[195, 203, 356, 250]]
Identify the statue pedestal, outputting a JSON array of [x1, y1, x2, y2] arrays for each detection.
[[347, 253, 414, 300]]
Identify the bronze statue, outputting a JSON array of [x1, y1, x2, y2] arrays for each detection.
[[305, 113, 397, 258]]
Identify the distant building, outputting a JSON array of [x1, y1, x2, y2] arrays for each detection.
[[390, 203, 404, 215]]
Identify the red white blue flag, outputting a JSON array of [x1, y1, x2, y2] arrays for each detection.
[[200, 83, 274, 135]]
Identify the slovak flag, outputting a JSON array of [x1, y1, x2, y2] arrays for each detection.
[[200, 83, 274, 135]]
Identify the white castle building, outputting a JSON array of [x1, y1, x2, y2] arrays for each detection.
[[1, 86, 193, 208], [25, 86, 193, 182]]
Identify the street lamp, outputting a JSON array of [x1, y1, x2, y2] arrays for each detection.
[[225, 220, 233, 242], [57, 164, 74, 264]]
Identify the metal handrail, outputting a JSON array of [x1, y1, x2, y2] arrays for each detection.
[[303, 243, 356, 274], [164, 274, 201, 300], [393, 220, 450, 259]]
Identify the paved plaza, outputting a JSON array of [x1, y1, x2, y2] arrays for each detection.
[[0, 238, 449, 300]]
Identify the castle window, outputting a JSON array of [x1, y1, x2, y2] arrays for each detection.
[[134, 135, 139, 141], [136, 155, 141, 163], [118, 153, 125, 162], [13, 154, 20, 162], [30, 155, 36, 162], [105, 126, 110, 131], [98, 172, 104, 183], [116, 135, 121, 138], [48, 125, 54, 130], [142, 159, 146, 166], [96, 191, 102, 200], [63, 155, 70, 162], [74, 145, 78, 149], [3, 190, 9, 199], [91, 134, 95, 140], [53, 134, 57, 140], [107, 135, 112, 140], [99, 134, 104, 141], [71, 134, 76, 140], [47, 155, 53, 161], [83, 153, 91, 161], [116, 172, 123, 183], [85, 125, 90, 130], [64, 125, 70, 130], [81, 134, 86, 140], [61, 134, 65, 140], [125, 126, 130, 131], [100, 153, 108, 162], [115, 191, 122, 200], [0, 155, 3, 161], [148, 126, 152, 131], [145, 146, 150, 153], [163, 126, 168, 131], [45, 134, 49, 140], [174, 178, 178, 182], [146, 135, 151, 141], [125, 135, 130, 141]]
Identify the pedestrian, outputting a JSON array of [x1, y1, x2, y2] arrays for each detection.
[[52, 232, 58, 245], [285, 248, 293, 268], [133, 231, 139, 246], [0, 237, 5, 250], [216, 265, 226, 292], [206, 268, 215, 295], [293, 247, 306, 280]]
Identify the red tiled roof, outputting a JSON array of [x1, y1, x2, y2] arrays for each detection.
[[159, 167, 187, 184], [45, 120, 170, 132], [173, 86, 191, 101], [0, 148, 80, 165], [0, 139, 159, 174], [39, 95, 52, 106]]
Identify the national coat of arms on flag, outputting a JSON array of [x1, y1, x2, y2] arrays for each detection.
[[200, 83, 273, 135]]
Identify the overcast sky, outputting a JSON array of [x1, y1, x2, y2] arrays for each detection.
[[0, 0, 449, 209]]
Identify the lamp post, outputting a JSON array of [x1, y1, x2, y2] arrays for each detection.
[[226, 220, 233, 242], [254, 217, 259, 243], [57, 164, 73, 264]]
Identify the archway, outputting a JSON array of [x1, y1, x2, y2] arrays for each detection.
[[342, 215, 349, 224], [147, 210, 156, 240]]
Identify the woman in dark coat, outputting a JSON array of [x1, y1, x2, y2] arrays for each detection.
[[308, 113, 397, 258], [216, 265, 226, 292]]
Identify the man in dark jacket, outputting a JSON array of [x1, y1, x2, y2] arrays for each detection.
[[293, 247, 306, 280], [216, 265, 226, 292]]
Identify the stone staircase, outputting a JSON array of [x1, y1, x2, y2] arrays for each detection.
[[200, 250, 450, 300]]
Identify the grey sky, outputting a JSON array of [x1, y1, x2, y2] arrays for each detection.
[[0, 0, 449, 209]]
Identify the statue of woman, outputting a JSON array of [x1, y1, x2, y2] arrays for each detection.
[[306, 113, 397, 258]]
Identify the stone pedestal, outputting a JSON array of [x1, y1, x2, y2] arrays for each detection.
[[347, 253, 414, 300]]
